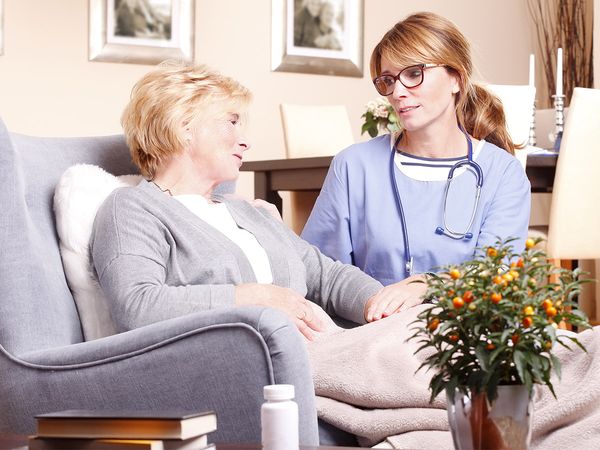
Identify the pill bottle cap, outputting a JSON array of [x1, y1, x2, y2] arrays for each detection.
[[263, 384, 295, 401]]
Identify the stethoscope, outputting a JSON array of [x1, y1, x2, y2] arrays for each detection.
[[390, 127, 484, 277]]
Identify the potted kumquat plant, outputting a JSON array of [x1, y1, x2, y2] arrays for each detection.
[[410, 237, 591, 450]]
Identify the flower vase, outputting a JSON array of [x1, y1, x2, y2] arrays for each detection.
[[447, 385, 533, 450]]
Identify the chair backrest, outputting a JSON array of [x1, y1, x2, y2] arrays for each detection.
[[487, 84, 536, 147], [0, 117, 138, 355], [280, 104, 354, 158], [546, 87, 600, 259]]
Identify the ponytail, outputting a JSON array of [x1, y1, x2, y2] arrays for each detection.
[[457, 84, 518, 155]]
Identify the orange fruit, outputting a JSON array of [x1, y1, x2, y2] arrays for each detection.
[[525, 238, 535, 249], [452, 297, 465, 309], [449, 269, 461, 280], [522, 316, 533, 328], [462, 291, 474, 303], [541, 299, 553, 310], [428, 318, 440, 331], [491, 293, 502, 304]]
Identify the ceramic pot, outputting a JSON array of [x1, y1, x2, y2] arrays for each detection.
[[447, 385, 533, 450]]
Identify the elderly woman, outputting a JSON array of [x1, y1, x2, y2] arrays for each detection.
[[90, 63, 412, 341]]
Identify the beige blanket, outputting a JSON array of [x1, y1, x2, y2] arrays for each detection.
[[307, 305, 600, 449]]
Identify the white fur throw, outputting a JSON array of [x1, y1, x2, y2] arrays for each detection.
[[54, 164, 141, 341]]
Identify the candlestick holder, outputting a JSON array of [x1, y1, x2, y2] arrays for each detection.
[[550, 94, 565, 151], [528, 99, 537, 147]]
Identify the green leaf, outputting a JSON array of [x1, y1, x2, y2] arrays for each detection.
[[475, 346, 489, 371], [566, 336, 589, 353], [430, 372, 446, 403], [550, 353, 562, 380], [513, 349, 528, 383], [488, 346, 505, 364]]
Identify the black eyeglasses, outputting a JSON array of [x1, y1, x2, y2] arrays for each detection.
[[373, 64, 444, 96]]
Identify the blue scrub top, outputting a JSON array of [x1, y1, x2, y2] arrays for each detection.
[[301, 135, 531, 286]]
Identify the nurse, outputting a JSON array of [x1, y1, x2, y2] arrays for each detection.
[[301, 12, 531, 317]]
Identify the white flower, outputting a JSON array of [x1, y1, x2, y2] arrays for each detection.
[[373, 104, 390, 119], [365, 100, 379, 112], [365, 97, 392, 118]]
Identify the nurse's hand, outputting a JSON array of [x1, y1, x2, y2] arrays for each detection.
[[235, 283, 324, 340], [364, 274, 428, 322]]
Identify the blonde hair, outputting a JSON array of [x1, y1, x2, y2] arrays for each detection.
[[370, 12, 516, 154], [121, 62, 252, 178]]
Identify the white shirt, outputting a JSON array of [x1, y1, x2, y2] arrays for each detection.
[[175, 195, 274, 284], [391, 133, 485, 181]]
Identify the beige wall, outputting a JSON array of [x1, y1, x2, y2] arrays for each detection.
[[0, 0, 535, 201], [595, 0, 600, 88]]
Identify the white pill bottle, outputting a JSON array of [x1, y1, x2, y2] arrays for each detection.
[[261, 384, 299, 450]]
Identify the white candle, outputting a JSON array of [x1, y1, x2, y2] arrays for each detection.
[[528, 54, 535, 87], [556, 48, 563, 97]]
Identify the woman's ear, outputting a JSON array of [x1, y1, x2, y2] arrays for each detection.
[[447, 69, 461, 94], [451, 76, 461, 94]]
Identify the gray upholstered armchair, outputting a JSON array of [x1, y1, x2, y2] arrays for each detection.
[[0, 117, 319, 445]]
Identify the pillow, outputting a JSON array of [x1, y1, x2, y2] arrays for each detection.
[[54, 164, 142, 341]]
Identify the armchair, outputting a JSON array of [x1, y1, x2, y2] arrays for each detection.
[[0, 117, 319, 445]]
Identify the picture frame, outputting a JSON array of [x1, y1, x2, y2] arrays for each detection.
[[271, 0, 363, 77], [89, 0, 194, 65]]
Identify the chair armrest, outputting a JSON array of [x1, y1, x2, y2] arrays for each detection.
[[17, 307, 281, 366], [0, 307, 318, 445]]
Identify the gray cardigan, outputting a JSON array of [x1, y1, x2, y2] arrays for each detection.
[[91, 180, 383, 331]]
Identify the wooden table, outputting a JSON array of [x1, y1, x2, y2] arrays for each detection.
[[241, 154, 558, 214], [0, 434, 361, 450]]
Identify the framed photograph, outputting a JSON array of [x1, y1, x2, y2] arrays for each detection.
[[271, 0, 363, 77], [0, 0, 4, 56], [89, 0, 194, 65]]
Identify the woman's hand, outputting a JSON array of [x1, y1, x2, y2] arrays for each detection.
[[235, 283, 324, 340], [364, 274, 428, 322]]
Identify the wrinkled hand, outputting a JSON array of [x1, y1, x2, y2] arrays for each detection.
[[235, 283, 324, 340], [251, 199, 283, 222], [364, 274, 428, 322]]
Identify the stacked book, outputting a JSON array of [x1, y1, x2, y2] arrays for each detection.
[[28, 410, 217, 450]]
